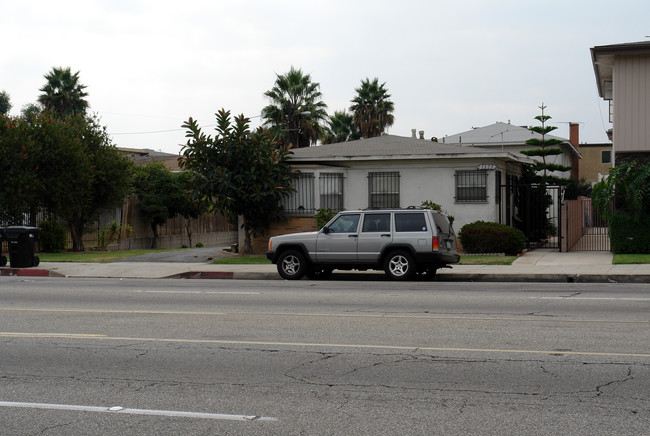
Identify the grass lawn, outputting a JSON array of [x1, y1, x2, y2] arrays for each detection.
[[213, 254, 517, 265], [212, 255, 271, 265], [458, 255, 517, 265], [613, 254, 650, 264], [38, 248, 187, 263]]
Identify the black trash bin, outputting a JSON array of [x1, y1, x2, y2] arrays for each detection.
[[4, 226, 40, 268], [0, 228, 7, 267]]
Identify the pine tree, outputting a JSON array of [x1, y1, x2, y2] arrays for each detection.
[[520, 104, 571, 184]]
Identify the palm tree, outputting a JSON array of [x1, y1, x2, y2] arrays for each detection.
[[322, 110, 361, 144], [38, 67, 89, 117], [350, 78, 395, 138], [261, 67, 328, 148]]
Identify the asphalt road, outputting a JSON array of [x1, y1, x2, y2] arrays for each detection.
[[1, 278, 649, 435]]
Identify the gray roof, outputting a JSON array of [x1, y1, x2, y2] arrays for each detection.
[[441, 122, 567, 146], [289, 134, 531, 163], [440, 122, 581, 158]]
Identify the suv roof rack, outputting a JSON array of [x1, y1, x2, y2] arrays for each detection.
[[362, 206, 425, 211]]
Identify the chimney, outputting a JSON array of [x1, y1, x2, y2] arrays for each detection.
[[569, 123, 580, 180], [419, 130, 424, 140], [411, 129, 417, 138]]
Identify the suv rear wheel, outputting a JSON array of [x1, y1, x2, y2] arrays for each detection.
[[384, 250, 416, 280], [277, 250, 307, 280]]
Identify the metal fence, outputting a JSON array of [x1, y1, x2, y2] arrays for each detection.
[[499, 184, 563, 250], [563, 197, 610, 251]]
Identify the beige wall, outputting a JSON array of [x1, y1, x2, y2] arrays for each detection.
[[613, 54, 650, 154], [578, 144, 612, 183]]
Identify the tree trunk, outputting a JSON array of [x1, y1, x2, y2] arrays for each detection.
[[151, 223, 159, 249], [68, 219, 85, 252], [243, 228, 252, 254], [242, 216, 252, 254], [185, 218, 193, 248]]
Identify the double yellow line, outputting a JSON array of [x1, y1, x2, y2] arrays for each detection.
[[2, 331, 649, 358]]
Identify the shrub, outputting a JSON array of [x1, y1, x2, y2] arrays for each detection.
[[420, 200, 442, 211], [609, 212, 650, 254], [39, 218, 67, 252], [458, 221, 526, 255], [97, 219, 130, 250], [315, 208, 338, 229]]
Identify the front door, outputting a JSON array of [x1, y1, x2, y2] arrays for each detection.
[[315, 213, 360, 263]]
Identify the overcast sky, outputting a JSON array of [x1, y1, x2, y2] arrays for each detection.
[[2, 0, 648, 154]]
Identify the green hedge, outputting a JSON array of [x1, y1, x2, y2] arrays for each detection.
[[609, 212, 650, 254], [38, 218, 67, 252], [458, 221, 526, 255]]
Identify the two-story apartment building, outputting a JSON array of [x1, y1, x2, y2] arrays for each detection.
[[591, 41, 650, 164]]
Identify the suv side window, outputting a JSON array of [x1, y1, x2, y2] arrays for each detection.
[[328, 214, 360, 233], [361, 214, 391, 232], [395, 213, 427, 232]]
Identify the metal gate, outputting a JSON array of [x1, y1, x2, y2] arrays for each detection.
[[499, 184, 563, 250], [563, 197, 610, 251]]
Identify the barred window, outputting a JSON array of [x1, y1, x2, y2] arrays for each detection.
[[319, 173, 344, 211], [455, 170, 488, 202], [368, 172, 400, 208], [283, 173, 314, 215]]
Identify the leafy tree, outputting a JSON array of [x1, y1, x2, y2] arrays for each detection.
[[21, 102, 42, 118], [322, 110, 361, 144], [181, 109, 296, 253], [38, 67, 89, 117], [520, 104, 571, 184], [133, 162, 185, 249], [261, 67, 328, 148], [0, 111, 132, 249], [36, 113, 133, 251], [350, 77, 395, 138], [0, 113, 41, 224], [175, 171, 210, 248], [592, 160, 650, 253], [0, 90, 11, 115], [592, 160, 650, 223]]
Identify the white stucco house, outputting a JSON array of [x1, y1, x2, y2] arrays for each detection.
[[439, 121, 582, 180], [282, 134, 534, 232]]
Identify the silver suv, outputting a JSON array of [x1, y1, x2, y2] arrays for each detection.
[[266, 208, 460, 280]]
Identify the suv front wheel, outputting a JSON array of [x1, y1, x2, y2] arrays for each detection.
[[277, 250, 307, 280], [384, 250, 416, 281]]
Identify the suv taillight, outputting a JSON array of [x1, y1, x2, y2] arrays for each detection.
[[432, 236, 439, 250]]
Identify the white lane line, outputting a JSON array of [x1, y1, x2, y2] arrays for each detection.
[[135, 291, 261, 295], [0, 401, 277, 422], [531, 297, 650, 301]]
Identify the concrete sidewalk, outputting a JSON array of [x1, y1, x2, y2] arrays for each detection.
[[2, 249, 650, 283]]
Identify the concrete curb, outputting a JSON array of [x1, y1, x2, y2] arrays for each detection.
[[4, 268, 650, 283], [1, 268, 64, 278]]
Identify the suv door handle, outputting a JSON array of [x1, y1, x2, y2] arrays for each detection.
[[349, 234, 358, 238], [381, 234, 391, 237]]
